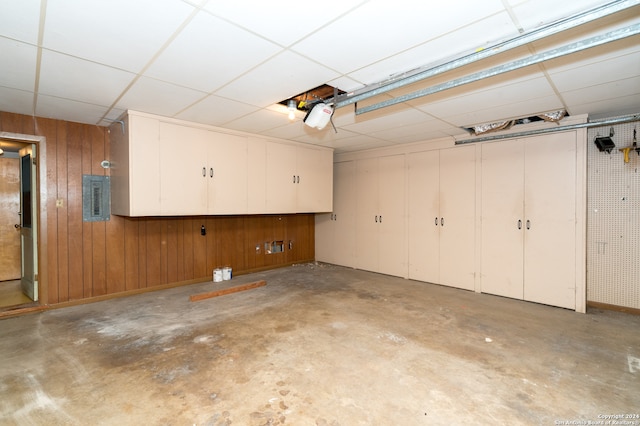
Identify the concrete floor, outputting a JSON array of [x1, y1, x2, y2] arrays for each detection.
[[1, 263, 639, 425]]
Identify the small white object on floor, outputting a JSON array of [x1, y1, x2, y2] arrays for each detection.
[[485, 337, 493, 343]]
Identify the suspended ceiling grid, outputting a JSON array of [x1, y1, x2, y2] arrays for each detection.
[[1, 0, 639, 153]]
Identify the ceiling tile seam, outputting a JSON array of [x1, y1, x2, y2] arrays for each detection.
[[325, 9, 522, 85], [96, 3, 205, 125], [501, 0, 525, 34], [32, 0, 48, 118]]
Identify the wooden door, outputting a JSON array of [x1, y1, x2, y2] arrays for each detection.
[[159, 123, 208, 215], [523, 132, 576, 309], [208, 132, 248, 214], [480, 140, 525, 299], [377, 154, 406, 277], [0, 157, 21, 281], [355, 157, 379, 272], [265, 142, 297, 213], [439, 145, 476, 290], [408, 150, 439, 283]]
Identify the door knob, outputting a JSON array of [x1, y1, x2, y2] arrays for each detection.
[[14, 224, 21, 229]]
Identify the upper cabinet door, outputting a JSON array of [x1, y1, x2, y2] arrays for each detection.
[[296, 147, 333, 213], [265, 142, 297, 213], [208, 133, 248, 215], [159, 123, 209, 215]]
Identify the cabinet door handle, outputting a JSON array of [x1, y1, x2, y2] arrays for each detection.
[[518, 219, 522, 229], [293, 175, 296, 183], [210, 167, 214, 178], [435, 217, 438, 226], [440, 217, 444, 226], [334, 214, 337, 221], [526, 219, 531, 230], [379, 215, 382, 223], [375, 215, 378, 222], [202, 167, 206, 177], [297, 175, 300, 183]]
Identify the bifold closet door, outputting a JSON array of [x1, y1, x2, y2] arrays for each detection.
[[523, 132, 576, 309]]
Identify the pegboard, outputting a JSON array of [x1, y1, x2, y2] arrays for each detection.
[[587, 119, 640, 309]]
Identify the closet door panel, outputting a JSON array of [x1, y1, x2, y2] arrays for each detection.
[[407, 150, 439, 283], [332, 161, 356, 267], [480, 140, 525, 299], [378, 154, 406, 277], [439, 145, 476, 291], [355, 157, 379, 272], [523, 133, 576, 309]]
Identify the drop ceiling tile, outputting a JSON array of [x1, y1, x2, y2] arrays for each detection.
[[145, 10, 282, 93], [444, 94, 564, 127], [291, 0, 505, 74], [347, 12, 519, 86], [0, 0, 40, 44], [367, 117, 454, 140], [331, 135, 394, 153], [509, 0, 620, 32], [547, 49, 640, 92], [411, 74, 554, 119], [561, 76, 640, 107], [202, 0, 365, 46], [214, 50, 340, 107], [0, 87, 34, 116], [0, 38, 37, 91], [176, 94, 260, 126], [39, 50, 135, 106], [116, 76, 207, 118], [98, 108, 126, 126], [567, 93, 640, 118], [43, 0, 194, 73], [293, 127, 360, 146], [223, 108, 293, 134], [342, 106, 432, 134], [35, 94, 112, 125]]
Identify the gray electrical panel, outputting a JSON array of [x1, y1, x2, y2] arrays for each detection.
[[82, 175, 110, 222]]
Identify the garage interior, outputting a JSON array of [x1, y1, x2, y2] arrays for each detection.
[[1, 1, 639, 424]]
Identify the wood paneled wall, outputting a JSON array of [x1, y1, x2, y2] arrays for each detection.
[[0, 112, 315, 306]]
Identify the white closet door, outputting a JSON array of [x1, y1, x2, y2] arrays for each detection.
[[332, 161, 356, 267], [480, 140, 525, 299], [355, 157, 379, 272], [408, 150, 439, 283], [439, 145, 476, 291], [523, 132, 576, 309], [377, 154, 406, 277]]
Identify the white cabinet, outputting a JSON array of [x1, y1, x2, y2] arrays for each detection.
[[480, 132, 577, 309], [355, 155, 406, 277], [265, 141, 333, 213], [158, 123, 248, 215], [315, 161, 356, 267], [110, 113, 161, 216], [407, 145, 476, 290], [110, 111, 333, 216]]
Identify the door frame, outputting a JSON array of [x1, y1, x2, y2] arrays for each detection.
[[0, 131, 47, 306]]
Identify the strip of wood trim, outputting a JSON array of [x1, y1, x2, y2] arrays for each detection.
[[587, 301, 640, 316], [190, 280, 266, 302]]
